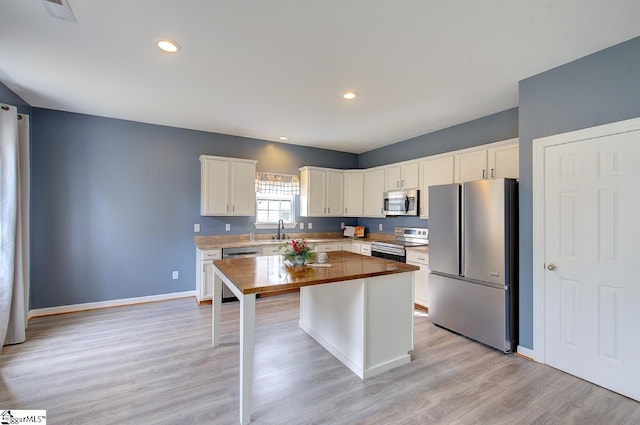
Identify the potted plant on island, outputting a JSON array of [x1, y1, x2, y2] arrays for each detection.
[[281, 238, 316, 266]]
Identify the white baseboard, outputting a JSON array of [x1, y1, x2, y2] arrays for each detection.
[[28, 290, 196, 319], [517, 345, 535, 361]]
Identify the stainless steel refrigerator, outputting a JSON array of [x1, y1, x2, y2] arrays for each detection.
[[428, 178, 518, 353]]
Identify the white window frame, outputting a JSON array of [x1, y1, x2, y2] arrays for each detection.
[[254, 192, 297, 229]]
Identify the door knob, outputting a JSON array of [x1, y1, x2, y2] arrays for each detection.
[[546, 263, 558, 271]]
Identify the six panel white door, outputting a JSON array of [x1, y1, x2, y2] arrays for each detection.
[[544, 130, 640, 401]]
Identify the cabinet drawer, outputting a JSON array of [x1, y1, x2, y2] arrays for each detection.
[[406, 250, 428, 265], [315, 243, 341, 252], [360, 244, 371, 256], [202, 249, 222, 260], [262, 246, 282, 256]]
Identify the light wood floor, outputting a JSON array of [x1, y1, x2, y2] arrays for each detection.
[[1, 293, 638, 425]]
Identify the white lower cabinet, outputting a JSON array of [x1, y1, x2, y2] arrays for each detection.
[[262, 245, 282, 256], [195, 248, 221, 303], [352, 241, 371, 256], [339, 242, 352, 252], [313, 242, 341, 253], [406, 249, 429, 309]]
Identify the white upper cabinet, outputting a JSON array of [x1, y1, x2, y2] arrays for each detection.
[[487, 142, 519, 179], [363, 167, 385, 217], [295, 140, 518, 219], [326, 169, 344, 217], [300, 167, 344, 217], [454, 149, 488, 182], [454, 139, 519, 183], [343, 170, 364, 216], [419, 154, 455, 219], [200, 155, 257, 216], [384, 161, 419, 190]]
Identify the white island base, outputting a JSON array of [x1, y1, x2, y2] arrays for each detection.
[[299, 273, 414, 379]]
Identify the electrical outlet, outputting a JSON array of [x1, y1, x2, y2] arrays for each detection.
[[340, 222, 345, 229], [378, 223, 383, 231], [225, 224, 230, 231], [300, 223, 304, 230], [172, 270, 179, 280], [308, 222, 313, 229], [194, 223, 200, 233]]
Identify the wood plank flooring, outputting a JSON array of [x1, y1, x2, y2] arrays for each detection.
[[1, 293, 638, 425]]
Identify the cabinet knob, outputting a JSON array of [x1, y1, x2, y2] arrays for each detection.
[[491, 168, 495, 178], [482, 169, 486, 179]]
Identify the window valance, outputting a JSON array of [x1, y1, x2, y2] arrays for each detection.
[[255, 172, 300, 195]]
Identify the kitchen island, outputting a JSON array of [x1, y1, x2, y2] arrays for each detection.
[[212, 251, 418, 425]]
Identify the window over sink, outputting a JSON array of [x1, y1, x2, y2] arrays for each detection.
[[256, 193, 294, 224], [254, 172, 299, 229]]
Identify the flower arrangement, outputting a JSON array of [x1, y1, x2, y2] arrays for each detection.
[[281, 238, 316, 265]]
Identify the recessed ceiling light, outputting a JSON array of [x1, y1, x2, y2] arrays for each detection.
[[157, 39, 181, 53], [343, 90, 358, 100], [279, 136, 288, 141]]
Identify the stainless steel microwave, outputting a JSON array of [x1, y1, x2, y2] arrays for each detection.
[[383, 189, 419, 216]]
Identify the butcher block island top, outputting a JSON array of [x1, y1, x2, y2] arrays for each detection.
[[213, 250, 419, 295], [212, 250, 418, 424]]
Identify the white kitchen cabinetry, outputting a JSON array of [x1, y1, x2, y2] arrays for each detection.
[[454, 148, 488, 183], [487, 142, 519, 179], [300, 167, 344, 217], [339, 242, 352, 252], [363, 167, 385, 217], [262, 245, 282, 256], [200, 155, 257, 216], [406, 249, 429, 310], [343, 170, 364, 216], [351, 241, 371, 256], [384, 161, 419, 190], [454, 139, 519, 183], [419, 154, 455, 219], [313, 242, 342, 253], [195, 248, 222, 303]]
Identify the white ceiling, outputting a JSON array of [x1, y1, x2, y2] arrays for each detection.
[[1, 1, 639, 154]]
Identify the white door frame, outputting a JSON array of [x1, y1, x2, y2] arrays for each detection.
[[532, 115, 640, 363]]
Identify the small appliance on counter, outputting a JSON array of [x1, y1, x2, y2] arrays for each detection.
[[343, 225, 365, 238]]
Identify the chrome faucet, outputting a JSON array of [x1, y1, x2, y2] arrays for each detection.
[[277, 219, 285, 240]]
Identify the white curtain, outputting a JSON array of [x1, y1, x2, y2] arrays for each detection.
[[255, 172, 300, 195], [0, 104, 30, 348]]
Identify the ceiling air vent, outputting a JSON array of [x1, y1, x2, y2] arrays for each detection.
[[41, 0, 77, 23]]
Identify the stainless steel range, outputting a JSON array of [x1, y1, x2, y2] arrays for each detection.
[[370, 227, 429, 262]]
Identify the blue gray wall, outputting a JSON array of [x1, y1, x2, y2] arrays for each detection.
[[25, 109, 357, 309], [517, 35, 640, 349], [358, 108, 518, 168]]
